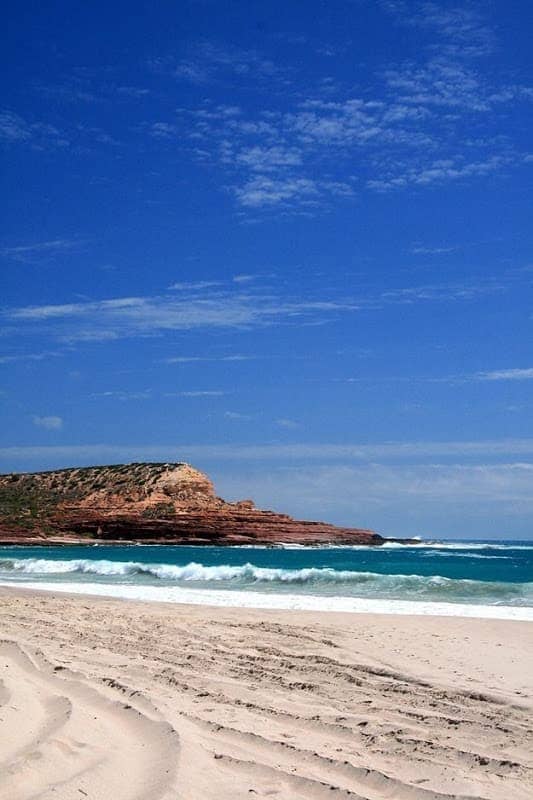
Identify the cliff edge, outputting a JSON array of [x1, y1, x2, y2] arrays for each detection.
[[0, 462, 391, 546]]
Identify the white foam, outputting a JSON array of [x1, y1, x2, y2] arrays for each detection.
[[409, 542, 533, 550], [425, 552, 511, 560], [3, 557, 531, 608], [2, 580, 533, 621], [278, 541, 533, 551]]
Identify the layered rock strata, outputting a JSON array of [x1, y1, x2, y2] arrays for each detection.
[[0, 462, 394, 546]]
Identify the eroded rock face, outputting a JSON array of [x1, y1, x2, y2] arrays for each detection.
[[0, 461, 385, 546], [73, 463, 219, 513], [149, 463, 217, 504]]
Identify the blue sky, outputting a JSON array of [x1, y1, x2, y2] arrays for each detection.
[[1, 0, 532, 538]]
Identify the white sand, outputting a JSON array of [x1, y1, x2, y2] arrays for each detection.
[[1, 586, 532, 799]]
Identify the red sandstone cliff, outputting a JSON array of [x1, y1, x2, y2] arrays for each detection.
[[0, 462, 390, 546]]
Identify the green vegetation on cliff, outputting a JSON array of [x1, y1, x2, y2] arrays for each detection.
[[0, 463, 189, 529], [0, 462, 383, 546]]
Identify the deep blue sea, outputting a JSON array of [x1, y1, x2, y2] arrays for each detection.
[[1, 540, 532, 619]]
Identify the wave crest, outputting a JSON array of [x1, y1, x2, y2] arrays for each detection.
[[0, 557, 531, 604]]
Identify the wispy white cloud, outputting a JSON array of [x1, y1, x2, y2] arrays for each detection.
[[149, 121, 179, 139], [410, 244, 459, 255], [476, 368, 533, 381], [32, 415, 63, 430], [163, 354, 254, 364], [345, 360, 533, 386], [164, 81, 527, 208], [285, 98, 431, 146], [165, 390, 227, 397], [91, 390, 152, 400], [2, 442, 533, 531], [4, 5, 530, 216], [231, 171, 355, 208], [91, 388, 230, 400], [380, 277, 505, 303], [150, 42, 280, 86], [224, 410, 253, 420], [74, 124, 121, 147], [167, 280, 223, 291], [4, 288, 360, 342], [275, 417, 301, 430], [0, 109, 120, 151], [383, 60, 499, 112], [115, 85, 150, 98], [234, 145, 302, 172], [0, 110, 68, 149], [217, 462, 533, 529], [141, 3, 530, 213], [37, 79, 151, 104], [2, 239, 83, 263], [37, 81, 102, 104], [381, 1, 495, 59], [367, 154, 514, 191], [0, 351, 62, 365], [4, 265, 519, 345], [3, 438, 533, 465], [0, 111, 33, 142], [233, 176, 320, 208]]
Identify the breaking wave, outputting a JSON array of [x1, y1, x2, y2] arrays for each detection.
[[1, 557, 532, 605], [312, 541, 533, 552], [425, 552, 511, 560], [379, 542, 533, 551]]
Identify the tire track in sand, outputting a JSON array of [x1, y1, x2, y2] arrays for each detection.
[[0, 640, 179, 800]]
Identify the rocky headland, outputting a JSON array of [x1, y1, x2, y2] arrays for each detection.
[[0, 462, 408, 546]]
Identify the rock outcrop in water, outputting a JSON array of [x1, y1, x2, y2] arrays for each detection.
[[0, 462, 400, 546]]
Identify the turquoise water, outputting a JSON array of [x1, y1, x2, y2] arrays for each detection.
[[1, 540, 532, 609]]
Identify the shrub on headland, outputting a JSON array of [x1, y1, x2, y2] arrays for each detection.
[[141, 502, 176, 520]]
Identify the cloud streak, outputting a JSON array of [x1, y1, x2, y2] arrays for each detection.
[[165, 390, 227, 397], [0, 351, 62, 365], [215, 461, 533, 533], [3, 438, 533, 465], [3, 286, 360, 342], [2, 441, 532, 532], [2, 266, 520, 345], [163, 354, 254, 364], [2, 239, 83, 263], [476, 368, 533, 381]]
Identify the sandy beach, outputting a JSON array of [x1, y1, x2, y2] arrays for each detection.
[[1, 587, 532, 800]]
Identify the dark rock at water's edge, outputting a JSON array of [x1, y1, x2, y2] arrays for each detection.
[[0, 462, 417, 547]]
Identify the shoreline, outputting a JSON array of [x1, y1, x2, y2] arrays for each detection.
[[0, 536, 415, 548], [2, 578, 533, 620], [1, 585, 532, 799], [2, 538, 531, 549]]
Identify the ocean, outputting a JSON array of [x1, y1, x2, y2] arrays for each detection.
[[1, 540, 533, 620]]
